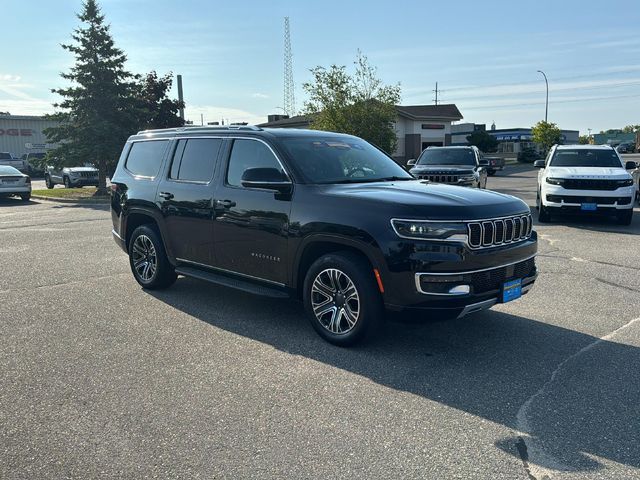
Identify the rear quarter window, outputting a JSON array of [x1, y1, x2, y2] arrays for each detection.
[[125, 140, 169, 178]]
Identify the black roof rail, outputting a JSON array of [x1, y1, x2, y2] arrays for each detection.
[[136, 125, 263, 135]]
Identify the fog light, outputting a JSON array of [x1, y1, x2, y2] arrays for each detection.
[[448, 285, 470, 295]]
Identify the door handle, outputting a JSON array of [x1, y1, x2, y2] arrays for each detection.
[[159, 191, 174, 200], [216, 199, 236, 208]]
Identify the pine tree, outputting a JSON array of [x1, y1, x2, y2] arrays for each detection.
[[44, 0, 136, 195]]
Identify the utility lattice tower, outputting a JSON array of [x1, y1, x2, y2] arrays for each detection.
[[283, 17, 296, 117]]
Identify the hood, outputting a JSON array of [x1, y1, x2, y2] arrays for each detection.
[[65, 167, 98, 173], [410, 165, 475, 175], [320, 180, 528, 220], [547, 166, 630, 179]]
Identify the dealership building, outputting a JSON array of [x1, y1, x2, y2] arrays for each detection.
[[452, 123, 580, 154], [259, 104, 464, 163], [0, 115, 60, 158]]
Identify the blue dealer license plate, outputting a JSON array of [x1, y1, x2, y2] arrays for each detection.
[[502, 279, 522, 303], [581, 203, 597, 211]]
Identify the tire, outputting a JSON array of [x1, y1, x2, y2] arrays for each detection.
[[303, 251, 383, 347], [45, 175, 54, 189], [63, 176, 71, 188], [128, 224, 177, 290], [617, 209, 633, 226], [20, 193, 31, 202], [537, 190, 551, 223], [487, 169, 496, 176]]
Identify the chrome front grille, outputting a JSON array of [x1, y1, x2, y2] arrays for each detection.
[[418, 174, 459, 183], [467, 214, 533, 249]]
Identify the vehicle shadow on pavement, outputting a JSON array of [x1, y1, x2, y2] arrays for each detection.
[[0, 198, 37, 207], [148, 278, 640, 474]]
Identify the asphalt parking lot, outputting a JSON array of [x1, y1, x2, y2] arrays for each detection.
[[1, 165, 639, 479]]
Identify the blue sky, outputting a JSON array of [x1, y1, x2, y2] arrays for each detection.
[[1, 0, 639, 134]]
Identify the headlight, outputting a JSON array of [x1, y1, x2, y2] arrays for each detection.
[[391, 219, 467, 240], [459, 175, 475, 182], [546, 177, 563, 185], [616, 178, 633, 187]]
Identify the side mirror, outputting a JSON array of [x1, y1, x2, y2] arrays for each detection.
[[407, 159, 417, 167], [625, 161, 638, 170], [533, 160, 546, 168], [478, 159, 489, 167], [241, 167, 291, 192]]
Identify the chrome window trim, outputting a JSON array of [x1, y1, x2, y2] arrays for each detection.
[[224, 136, 293, 189], [123, 138, 171, 180], [165, 136, 226, 185], [176, 257, 286, 287]]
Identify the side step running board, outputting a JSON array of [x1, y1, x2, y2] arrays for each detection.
[[175, 266, 290, 299]]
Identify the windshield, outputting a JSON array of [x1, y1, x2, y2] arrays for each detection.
[[417, 148, 476, 166], [0, 166, 21, 175], [28, 153, 46, 159], [281, 136, 413, 184], [550, 149, 623, 168], [0, 153, 12, 160]]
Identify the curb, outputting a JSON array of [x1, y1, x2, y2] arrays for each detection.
[[31, 195, 110, 205]]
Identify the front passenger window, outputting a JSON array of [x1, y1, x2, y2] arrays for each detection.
[[226, 139, 286, 187]]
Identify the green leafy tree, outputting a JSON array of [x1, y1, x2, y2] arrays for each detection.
[[303, 52, 401, 154], [622, 124, 640, 133], [531, 120, 562, 153], [135, 71, 185, 130], [466, 130, 498, 152], [44, 0, 137, 195], [578, 134, 591, 145]]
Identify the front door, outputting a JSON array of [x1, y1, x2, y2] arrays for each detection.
[[213, 138, 292, 285], [156, 137, 223, 266]]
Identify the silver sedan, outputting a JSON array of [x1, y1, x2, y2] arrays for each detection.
[[0, 165, 31, 201]]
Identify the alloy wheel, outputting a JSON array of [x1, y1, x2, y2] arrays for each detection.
[[311, 268, 360, 334], [131, 234, 157, 282]]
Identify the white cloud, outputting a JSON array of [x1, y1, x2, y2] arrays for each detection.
[[251, 93, 270, 99]]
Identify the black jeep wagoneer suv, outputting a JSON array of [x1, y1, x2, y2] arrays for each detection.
[[111, 126, 537, 346]]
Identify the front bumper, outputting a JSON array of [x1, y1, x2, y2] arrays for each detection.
[[543, 184, 635, 211], [69, 177, 99, 186], [381, 234, 538, 315]]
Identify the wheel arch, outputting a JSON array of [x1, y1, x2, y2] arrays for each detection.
[[292, 234, 385, 298], [123, 207, 175, 263]]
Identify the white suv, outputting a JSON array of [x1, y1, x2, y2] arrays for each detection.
[[535, 145, 637, 225]]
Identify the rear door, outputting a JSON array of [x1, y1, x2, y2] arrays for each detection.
[[156, 137, 223, 267], [212, 137, 292, 285]]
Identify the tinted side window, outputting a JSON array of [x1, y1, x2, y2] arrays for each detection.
[[226, 139, 285, 187], [171, 138, 222, 182], [126, 140, 168, 178]]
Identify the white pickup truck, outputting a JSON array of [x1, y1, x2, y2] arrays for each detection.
[[0, 152, 27, 173], [535, 144, 637, 225]]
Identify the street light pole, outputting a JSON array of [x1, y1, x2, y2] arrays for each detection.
[[537, 70, 549, 122]]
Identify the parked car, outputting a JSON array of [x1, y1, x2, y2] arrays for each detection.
[[110, 126, 537, 346], [0, 165, 31, 201], [44, 165, 99, 188], [517, 147, 540, 163], [0, 152, 27, 173], [535, 145, 636, 225], [407, 146, 488, 188], [22, 152, 47, 177], [615, 143, 635, 154], [483, 155, 505, 176]]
